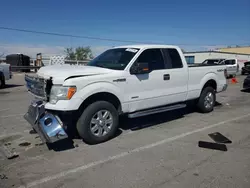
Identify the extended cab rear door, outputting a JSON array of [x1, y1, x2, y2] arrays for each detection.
[[161, 48, 188, 102]]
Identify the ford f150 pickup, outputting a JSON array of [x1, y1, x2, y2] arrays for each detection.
[[24, 45, 228, 144], [0, 63, 12, 88]]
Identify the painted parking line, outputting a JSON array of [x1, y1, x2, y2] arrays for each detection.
[[18, 113, 250, 188], [0, 108, 10, 112]]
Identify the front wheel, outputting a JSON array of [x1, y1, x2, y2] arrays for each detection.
[[76, 101, 119, 145], [197, 87, 216, 113]]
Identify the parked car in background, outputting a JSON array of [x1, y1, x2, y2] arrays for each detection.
[[202, 58, 239, 78], [0, 63, 12, 88], [243, 75, 250, 90], [241, 61, 250, 75], [219, 59, 239, 78]]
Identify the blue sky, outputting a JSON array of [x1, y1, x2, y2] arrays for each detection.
[[0, 0, 249, 57]]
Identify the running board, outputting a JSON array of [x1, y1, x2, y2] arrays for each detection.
[[128, 104, 186, 118]]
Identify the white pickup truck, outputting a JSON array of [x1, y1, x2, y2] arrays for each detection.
[[24, 45, 228, 145], [0, 63, 12, 88], [202, 58, 239, 78]]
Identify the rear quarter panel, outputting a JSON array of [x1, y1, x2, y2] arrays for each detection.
[[187, 65, 226, 100]]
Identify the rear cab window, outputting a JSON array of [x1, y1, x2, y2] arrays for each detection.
[[223, 60, 236, 65], [162, 48, 183, 69]]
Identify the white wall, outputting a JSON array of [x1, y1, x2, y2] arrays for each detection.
[[184, 52, 250, 69]]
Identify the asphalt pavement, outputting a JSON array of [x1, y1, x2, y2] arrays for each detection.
[[0, 73, 250, 188]]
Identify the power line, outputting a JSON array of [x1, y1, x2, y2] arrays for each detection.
[[0, 26, 157, 44], [0, 26, 249, 47]]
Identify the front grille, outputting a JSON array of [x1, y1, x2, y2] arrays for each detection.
[[25, 74, 47, 98]]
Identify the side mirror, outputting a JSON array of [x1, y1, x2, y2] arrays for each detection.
[[130, 62, 150, 75]]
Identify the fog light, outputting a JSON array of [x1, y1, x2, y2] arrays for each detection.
[[44, 118, 52, 126]]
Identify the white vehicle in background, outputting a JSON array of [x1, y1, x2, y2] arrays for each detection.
[[202, 58, 239, 78], [219, 59, 239, 78], [0, 63, 12, 88], [24, 44, 228, 145]]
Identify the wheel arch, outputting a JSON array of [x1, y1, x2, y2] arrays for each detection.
[[202, 79, 217, 91], [78, 92, 122, 114]]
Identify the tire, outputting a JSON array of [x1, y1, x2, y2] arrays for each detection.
[[76, 101, 119, 145], [197, 87, 216, 113], [0, 75, 5, 89]]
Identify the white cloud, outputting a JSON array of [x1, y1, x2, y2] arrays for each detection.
[[0, 44, 65, 58], [0, 43, 111, 58]]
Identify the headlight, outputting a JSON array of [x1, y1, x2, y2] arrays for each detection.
[[49, 85, 77, 104]]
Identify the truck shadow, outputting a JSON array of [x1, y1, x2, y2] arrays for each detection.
[[4, 84, 24, 89], [120, 101, 222, 132], [46, 139, 75, 152]]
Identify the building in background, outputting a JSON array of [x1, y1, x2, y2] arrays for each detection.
[[184, 51, 250, 69], [217, 46, 250, 55]]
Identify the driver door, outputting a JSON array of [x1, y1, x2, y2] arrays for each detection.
[[125, 48, 170, 112]]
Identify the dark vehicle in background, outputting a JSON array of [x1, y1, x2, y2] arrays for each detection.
[[243, 75, 250, 90], [241, 61, 250, 75]]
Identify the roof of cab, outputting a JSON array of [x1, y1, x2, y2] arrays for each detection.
[[113, 44, 179, 49]]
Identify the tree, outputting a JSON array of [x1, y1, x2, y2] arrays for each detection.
[[64, 48, 75, 60], [65, 46, 93, 60]]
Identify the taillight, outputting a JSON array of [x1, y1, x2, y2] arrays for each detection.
[[9, 65, 11, 73], [224, 69, 228, 78]]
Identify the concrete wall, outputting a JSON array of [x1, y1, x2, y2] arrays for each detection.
[[184, 52, 250, 69]]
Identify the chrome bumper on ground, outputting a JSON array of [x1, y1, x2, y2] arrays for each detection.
[[24, 100, 68, 143]]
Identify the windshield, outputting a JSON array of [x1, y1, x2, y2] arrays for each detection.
[[87, 48, 139, 70]]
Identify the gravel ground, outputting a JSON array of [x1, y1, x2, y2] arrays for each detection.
[[0, 73, 250, 188]]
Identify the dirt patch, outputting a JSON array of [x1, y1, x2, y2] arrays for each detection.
[[19, 142, 31, 147], [0, 134, 23, 144]]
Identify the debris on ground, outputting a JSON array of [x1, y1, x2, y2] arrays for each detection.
[[198, 141, 228, 151], [0, 145, 19, 159], [19, 142, 31, 147], [0, 174, 8, 179], [35, 143, 45, 146], [29, 129, 37, 134], [208, 132, 232, 144]]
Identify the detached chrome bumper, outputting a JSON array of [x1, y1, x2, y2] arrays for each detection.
[[24, 100, 68, 143]]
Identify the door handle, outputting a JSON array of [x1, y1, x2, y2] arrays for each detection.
[[163, 74, 170, 80]]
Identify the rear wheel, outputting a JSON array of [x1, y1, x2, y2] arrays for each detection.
[[197, 87, 216, 113], [76, 101, 119, 145]]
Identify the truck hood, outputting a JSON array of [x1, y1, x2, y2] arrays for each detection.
[[37, 65, 113, 81]]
